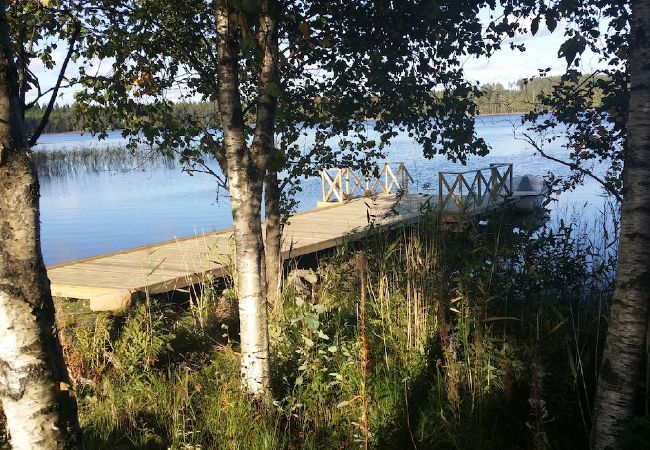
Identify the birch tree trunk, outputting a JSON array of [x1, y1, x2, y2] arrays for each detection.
[[0, 2, 79, 448], [215, 0, 278, 397], [264, 170, 282, 312], [228, 171, 270, 396], [591, 1, 650, 447]]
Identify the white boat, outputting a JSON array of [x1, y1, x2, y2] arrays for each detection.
[[512, 174, 548, 211]]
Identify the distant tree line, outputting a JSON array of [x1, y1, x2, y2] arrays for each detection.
[[24, 104, 85, 134], [27, 76, 603, 136], [474, 74, 605, 115], [24, 100, 220, 135]]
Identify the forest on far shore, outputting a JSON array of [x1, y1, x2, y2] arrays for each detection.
[[26, 75, 598, 135]]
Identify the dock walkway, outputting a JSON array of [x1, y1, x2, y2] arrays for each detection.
[[47, 163, 522, 310]]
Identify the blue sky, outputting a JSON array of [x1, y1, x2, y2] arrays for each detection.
[[27, 17, 604, 105], [466, 19, 608, 87]]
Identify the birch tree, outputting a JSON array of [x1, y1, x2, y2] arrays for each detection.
[[212, 0, 276, 394], [591, 0, 650, 446], [507, 0, 650, 444], [0, 0, 80, 447]]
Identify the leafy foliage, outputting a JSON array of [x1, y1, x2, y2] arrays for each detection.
[[112, 301, 175, 373], [71, 0, 527, 200], [6, 0, 85, 145], [513, 0, 630, 199]]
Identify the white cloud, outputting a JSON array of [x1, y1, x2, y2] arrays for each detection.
[[463, 20, 609, 86], [27, 51, 115, 106], [27, 13, 613, 106]]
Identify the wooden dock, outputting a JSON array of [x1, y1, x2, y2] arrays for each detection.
[[47, 163, 523, 311]]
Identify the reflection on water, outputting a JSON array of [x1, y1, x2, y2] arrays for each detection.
[[36, 115, 616, 265]]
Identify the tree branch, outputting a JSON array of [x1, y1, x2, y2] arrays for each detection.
[[25, 76, 78, 111], [521, 131, 623, 203], [28, 21, 81, 147], [250, 0, 278, 174]]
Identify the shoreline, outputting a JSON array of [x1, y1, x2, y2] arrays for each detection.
[[475, 111, 527, 118], [37, 112, 530, 138]]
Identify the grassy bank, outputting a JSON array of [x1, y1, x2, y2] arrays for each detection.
[[38, 207, 626, 449]]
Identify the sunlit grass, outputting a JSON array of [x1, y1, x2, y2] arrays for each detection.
[[52, 205, 617, 449]]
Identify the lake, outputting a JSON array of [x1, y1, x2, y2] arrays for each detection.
[[36, 114, 614, 265]]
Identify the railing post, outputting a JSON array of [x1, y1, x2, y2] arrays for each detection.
[[400, 164, 408, 194], [345, 168, 350, 198], [490, 163, 498, 200], [438, 172, 444, 210], [405, 167, 409, 193], [508, 163, 513, 195], [384, 163, 389, 194]]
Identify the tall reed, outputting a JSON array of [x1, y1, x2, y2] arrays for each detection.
[[52, 202, 617, 449], [33, 145, 177, 179]]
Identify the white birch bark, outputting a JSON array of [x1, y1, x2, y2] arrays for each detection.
[[591, 0, 650, 447], [215, 0, 278, 397], [0, 292, 64, 450], [0, 2, 79, 447]]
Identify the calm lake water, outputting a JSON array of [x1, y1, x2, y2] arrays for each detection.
[[36, 114, 614, 265]]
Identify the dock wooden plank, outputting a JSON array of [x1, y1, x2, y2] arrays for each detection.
[[46, 192, 516, 303], [47, 194, 431, 301]]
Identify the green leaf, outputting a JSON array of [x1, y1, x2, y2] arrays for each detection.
[[240, 35, 256, 52], [530, 17, 540, 36], [558, 35, 586, 67], [264, 81, 281, 98], [147, 257, 166, 276], [241, 0, 261, 15], [546, 15, 558, 33], [304, 313, 319, 331], [567, 350, 577, 382]]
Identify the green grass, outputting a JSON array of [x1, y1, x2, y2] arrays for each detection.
[[52, 206, 617, 449]]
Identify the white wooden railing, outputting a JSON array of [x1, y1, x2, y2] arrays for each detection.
[[438, 163, 513, 212], [321, 162, 413, 203]]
